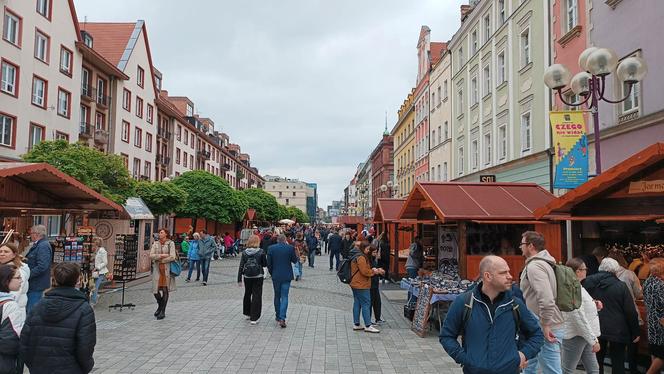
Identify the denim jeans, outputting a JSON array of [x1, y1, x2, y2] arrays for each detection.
[[187, 260, 201, 280], [294, 261, 303, 278], [200, 258, 211, 282], [330, 251, 340, 270], [26, 290, 44, 314], [91, 274, 106, 304], [272, 280, 291, 321], [523, 327, 565, 374], [352, 288, 372, 327], [562, 336, 599, 374], [308, 252, 315, 267]]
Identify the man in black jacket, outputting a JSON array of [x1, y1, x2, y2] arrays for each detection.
[[327, 229, 343, 271], [20, 262, 96, 374]]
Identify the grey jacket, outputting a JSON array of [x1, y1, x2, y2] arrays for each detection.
[[520, 249, 564, 327], [197, 236, 216, 259]]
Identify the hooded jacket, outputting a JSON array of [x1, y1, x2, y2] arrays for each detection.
[[0, 293, 24, 373], [19, 287, 96, 374], [440, 283, 544, 374], [582, 271, 640, 344], [237, 247, 267, 282], [520, 249, 564, 327]]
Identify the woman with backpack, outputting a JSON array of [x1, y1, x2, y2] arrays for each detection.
[[350, 241, 384, 333], [237, 235, 267, 325], [0, 264, 24, 373]]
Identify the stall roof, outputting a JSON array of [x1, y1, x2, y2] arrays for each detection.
[[373, 198, 406, 223], [398, 182, 556, 222], [123, 197, 154, 220], [535, 143, 664, 220], [0, 162, 128, 217], [337, 216, 366, 225]]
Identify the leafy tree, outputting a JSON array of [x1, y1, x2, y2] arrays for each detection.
[[287, 206, 309, 223], [135, 181, 188, 215], [277, 205, 290, 220], [22, 140, 135, 204], [239, 188, 280, 222], [173, 171, 246, 224]]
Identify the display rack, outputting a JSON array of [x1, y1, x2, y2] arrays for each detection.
[[52, 227, 95, 299], [109, 234, 138, 311]]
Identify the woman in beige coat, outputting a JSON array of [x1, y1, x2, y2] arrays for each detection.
[[150, 228, 177, 320]]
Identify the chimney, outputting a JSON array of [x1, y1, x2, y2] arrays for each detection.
[[461, 5, 472, 22]]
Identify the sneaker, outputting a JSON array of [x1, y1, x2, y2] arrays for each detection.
[[352, 325, 364, 331], [250, 321, 258, 325], [280, 320, 287, 328], [185, 279, 191, 283], [375, 318, 386, 325], [202, 282, 207, 286], [364, 325, 380, 333]]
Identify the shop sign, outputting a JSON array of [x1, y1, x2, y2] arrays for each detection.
[[628, 180, 664, 194], [438, 226, 459, 262], [550, 111, 589, 189], [480, 175, 496, 183]]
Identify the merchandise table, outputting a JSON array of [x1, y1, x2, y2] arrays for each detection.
[[401, 279, 459, 333]]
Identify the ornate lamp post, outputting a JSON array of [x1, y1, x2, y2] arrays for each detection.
[[380, 181, 398, 198], [543, 47, 647, 174]]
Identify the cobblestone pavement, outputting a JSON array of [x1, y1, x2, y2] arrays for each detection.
[[91, 255, 460, 373]]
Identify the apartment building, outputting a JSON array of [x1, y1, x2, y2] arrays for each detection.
[[0, 0, 82, 160], [450, 1, 550, 187], [355, 160, 372, 218], [264, 175, 314, 217], [370, 131, 394, 208], [428, 49, 453, 182], [391, 90, 416, 197]]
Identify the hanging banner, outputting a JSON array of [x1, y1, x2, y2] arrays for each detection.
[[438, 226, 458, 262], [550, 111, 589, 189]]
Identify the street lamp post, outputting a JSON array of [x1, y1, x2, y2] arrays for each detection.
[[543, 47, 647, 174]]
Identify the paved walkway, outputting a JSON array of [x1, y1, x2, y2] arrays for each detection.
[[92, 255, 460, 373]]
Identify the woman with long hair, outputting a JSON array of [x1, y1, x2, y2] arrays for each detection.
[[0, 264, 25, 372], [149, 228, 176, 320], [237, 235, 267, 325], [350, 241, 384, 333], [90, 237, 109, 306], [0, 242, 29, 309]]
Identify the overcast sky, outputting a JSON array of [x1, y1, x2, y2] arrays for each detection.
[[74, 0, 466, 209]]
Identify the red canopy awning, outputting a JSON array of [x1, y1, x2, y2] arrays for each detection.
[[373, 198, 406, 223], [338, 216, 366, 225]]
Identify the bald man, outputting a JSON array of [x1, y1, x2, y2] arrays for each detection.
[[440, 256, 544, 374]]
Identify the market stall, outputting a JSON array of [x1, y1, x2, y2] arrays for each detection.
[[337, 215, 366, 233], [535, 142, 664, 352], [373, 198, 415, 279]]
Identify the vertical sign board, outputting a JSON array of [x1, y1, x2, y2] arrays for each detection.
[[550, 111, 589, 189], [411, 283, 434, 337], [438, 226, 459, 269]]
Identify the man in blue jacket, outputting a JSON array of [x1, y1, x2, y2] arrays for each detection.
[[267, 234, 297, 328], [440, 256, 543, 374], [197, 230, 216, 286], [25, 224, 53, 313], [327, 229, 343, 271]]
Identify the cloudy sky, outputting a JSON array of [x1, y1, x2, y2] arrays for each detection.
[[74, 0, 466, 208]]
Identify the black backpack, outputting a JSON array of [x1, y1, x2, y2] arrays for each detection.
[[243, 251, 262, 277], [337, 254, 359, 284], [459, 290, 521, 344]]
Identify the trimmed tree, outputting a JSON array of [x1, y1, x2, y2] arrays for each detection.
[[239, 188, 280, 222], [22, 140, 135, 204], [135, 181, 188, 215], [173, 171, 247, 224]]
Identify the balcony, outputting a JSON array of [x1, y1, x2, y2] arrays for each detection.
[[79, 122, 92, 138], [96, 92, 110, 108], [156, 154, 171, 166], [197, 150, 211, 159], [81, 86, 94, 102], [222, 163, 230, 171], [93, 128, 108, 144], [157, 129, 171, 140]]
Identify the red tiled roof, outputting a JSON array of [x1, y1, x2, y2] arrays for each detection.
[[79, 23, 136, 66], [373, 199, 406, 222], [398, 182, 555, 222], [430, 42, 447, 66]]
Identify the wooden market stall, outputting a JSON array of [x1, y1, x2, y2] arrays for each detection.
[[535, 142, 664, 354], [337, 215, 366, 233], [373, 198, 415, 278], [397, 181, 563, 280]]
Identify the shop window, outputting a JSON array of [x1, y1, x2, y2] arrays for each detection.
[[465, 223, 533, 255]]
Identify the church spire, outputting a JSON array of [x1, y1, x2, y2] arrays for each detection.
[[383, 111, 389, 136]]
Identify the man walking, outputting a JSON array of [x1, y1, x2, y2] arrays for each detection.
[[25, 224, 52, 313], [198, 230, 216, 286], [441, 255, 543, 374], [327, 229, 343, 271], [520, 231, 565, 374], [267, 234, 297, 328], [305, 231, 318, 268]]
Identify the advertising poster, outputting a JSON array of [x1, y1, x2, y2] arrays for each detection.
[[438, 226, 458, 262], [550, 111, 589, 189]]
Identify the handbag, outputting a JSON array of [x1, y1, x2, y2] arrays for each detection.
[[167, 241, 181, 277]]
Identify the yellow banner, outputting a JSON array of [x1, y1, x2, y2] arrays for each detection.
[[550, 111, 589, 189]]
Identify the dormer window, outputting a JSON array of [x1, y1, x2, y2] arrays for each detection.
[[81, 31, 93, 48]]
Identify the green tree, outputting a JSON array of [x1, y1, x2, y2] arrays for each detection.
[[239, 188, 280, 222], [173, 171, 246, 224], [22, 140, 135, 204], [287, 206, 309, 223], [135, 181, 188, 215]]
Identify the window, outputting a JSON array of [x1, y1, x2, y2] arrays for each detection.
[[437, 86, 442, 105], [498, 0, 506, 25], [471, 140, 478, 169], [484, 14, 491, 42], [564, 91, 580, 111], [566, 0, 578, 32], [3, 9, 21, 46], [183, 152, 188, 167], [186, 104, 193, 117], [146, 133, 152, 152], [457, 87, 464, 114], [497, 52, 506, 85], [623, 82, 640, 113], [136, 97, 143, 118], [83, 33, 93, 48], [484, 133, 492, 165], [37, 0, 51, 19], [122, 89, 131, 111], [121, 121, 130, 143], [137, 66, 144, 88], [132, 158, 141, 178], [189, 155, 193, 167], [458, 147, 465, 174], [32, 215, 60, 237], [57, 88, 71, 118], [146, 104, 153, 123], [458, 47, 464, 68], [121, 153, 128, 168], [520, 28, 530, 67], [499, 125, 507, 159], [292, 192, 296, 197], [443, 80, 448, 99], [480, 66, 490, 97], [471, 30, 478, 55], [1, 60, 18, 97], [521, 112, 532, 152], [81, 68, 90, 95], [437, 125, 442, 144], [96, 77, 106, 104], [184, 129, 189, 145], [95, 111, 105, 130], [191, 134, 194, 146], [471, 77, 478, 105], [55, 131, 68, 141], [59, 46, 72, 75], [443, 162, 448, 181], [28, 123, 44, 150], [34, 30, 49, 63], [176, 148, 181, 164], [31, 75, 47, 108], [134, 127, 142, 148], [431, 91, 436, 107], [444, 121, 449, 139], [432, 130, 436, 145], [0, 114, 15, 147], [144, 161, 151, 179]]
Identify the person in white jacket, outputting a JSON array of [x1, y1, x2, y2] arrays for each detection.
[[0, 263, 26, 372], [91, 238, 109, 305], [0, 243, 29, 310], [561, 257, 601, 374]]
